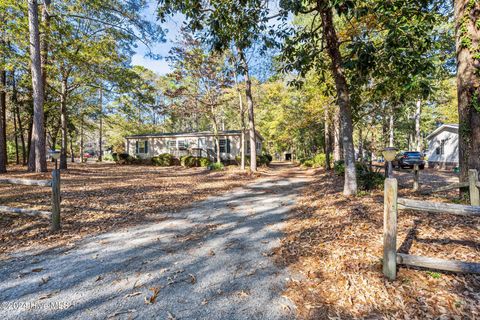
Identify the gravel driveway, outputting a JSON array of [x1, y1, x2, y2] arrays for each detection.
[[0, 164, 310, 320]]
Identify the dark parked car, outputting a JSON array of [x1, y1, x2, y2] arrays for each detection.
[[392, 151, 425, 169]]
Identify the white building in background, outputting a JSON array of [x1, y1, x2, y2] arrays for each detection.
[[425, 124, 459, 169], [124, 130, 263, 162]]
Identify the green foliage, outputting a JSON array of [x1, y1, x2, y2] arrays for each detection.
[[357, 171, 384, 191], [180, 155, 197, 167], [259, 155, 272, 166], [209, 162, 225, 171], [236, 154, 272, 166], [152, 153, 174, 166], [302, 159, 314, 167], [113, 153, 138, 165], [103, 153, 114, 161], [6, 141, 16, 163], [334, 160, 345, 175], [302, 153, 328, 168], [199, 157, 212, 167], [180, 155, 212, 167], [334, 160, 383, 190], [426, 271, 442, 279]]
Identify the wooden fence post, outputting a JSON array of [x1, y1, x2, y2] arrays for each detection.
[[469, 169, 480, 206], [383, 178, 398, 280], [51, 169, 61, 231], [413, 164, 419, 191]]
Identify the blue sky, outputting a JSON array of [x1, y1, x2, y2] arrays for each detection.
[[131, 2, 289, 78], [131, 5, 183, 75]]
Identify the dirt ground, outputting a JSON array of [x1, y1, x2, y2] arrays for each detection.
[[0, 163, 255, 258], [276, 168, 480, 319]]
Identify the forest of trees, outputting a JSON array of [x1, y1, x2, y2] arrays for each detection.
[[0, 0, 475, 196]]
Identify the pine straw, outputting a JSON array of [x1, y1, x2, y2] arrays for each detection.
[[276, 170, 480, 319], [0, 162, 254, 257]]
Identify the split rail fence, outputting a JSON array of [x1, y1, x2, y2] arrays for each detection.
[[0, 170, 61, 231], [383, 169, 480, 280]]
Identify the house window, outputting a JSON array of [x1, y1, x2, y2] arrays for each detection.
[[219, 139, 230, 153], [136, 140, 148, 154], [178, 140, 187, 149], [168, 140, 176, 149], [198, 138, 206, 148]]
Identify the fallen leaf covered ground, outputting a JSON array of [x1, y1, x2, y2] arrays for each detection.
[[0, 162, 255, 257], [276, 168, 480, 319]]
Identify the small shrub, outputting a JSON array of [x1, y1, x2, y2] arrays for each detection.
[[180, 155, 191, 167], [152, 153, 174, 166], [259, 154, 271, 166], [303, 159, 314, 167], [115, 153, 135, 164], [209, 162, 224, 171], [358, 171, 384, 191], [334, 160, 345, 175], [180, 155, 212, 167], [334, 160, 383, 191], [237, 154, 271, 166], [302, 153, 328, 168], [111, 153, 118, 162], [181, 155, 200, 167], [312, 153, 327, 168], [103, 153, 114, 161], [199, 157, 211, 167], [186, 156, 198, 167]]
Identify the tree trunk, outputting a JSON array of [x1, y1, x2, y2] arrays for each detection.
[[389, 113, 394, 147], [70, 133, 74, 162], [13, 100, 19, 165], [321, 7, 357, 195], [414, 99, 422, 151], [59, 78, 68, 169], [0, 68, 6, 173], [382, 112, 388, 148], [238, 48, 257, 171], [324, 106, 331, 170], [27, 116, 33, 166], [455, 0, 480, 184], [12, 69, 25, 165], [358, 126, 364, 162], [40, 0, 50, 96], [211, 107, 221, 164], [333, 107, 342, 161], [27, 0, 47, 172], [98, 87, 103, 162], [233, 67, 246, 170], [80, 117, 84, 163], [12, 77, 26, 165]]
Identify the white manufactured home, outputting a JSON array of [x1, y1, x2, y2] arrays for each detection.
[[125, 130, 263, 161], [425, 124, 459, 169]]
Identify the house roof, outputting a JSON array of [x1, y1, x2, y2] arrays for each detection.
[[125, 130, 264, 141], [426, 124, 459, 140]]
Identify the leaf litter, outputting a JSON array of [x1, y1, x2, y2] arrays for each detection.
[[275, 169, 480, 319], [0, 163, 254, 256]]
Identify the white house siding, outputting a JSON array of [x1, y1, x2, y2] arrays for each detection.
[[125, 132, 262, 161], [426, 126, 459, 168]]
